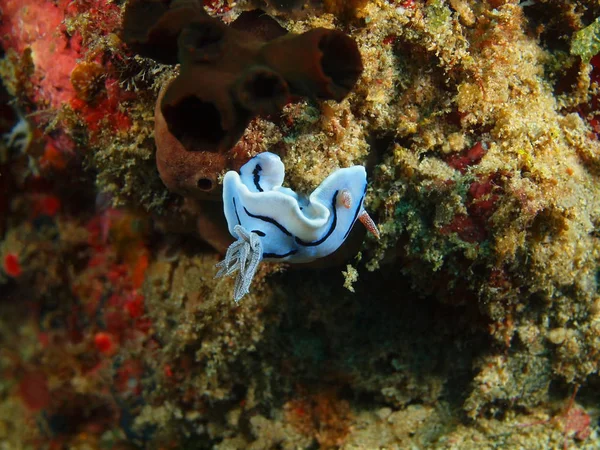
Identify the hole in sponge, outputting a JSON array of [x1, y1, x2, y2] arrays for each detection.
[[162, 95, 226, 151], [252, 73, 279, 98], [197, 177, 214, 191], [318, 31, 363, 100]]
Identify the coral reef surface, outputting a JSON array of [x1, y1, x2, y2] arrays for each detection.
[[1, 0, 600, 448]]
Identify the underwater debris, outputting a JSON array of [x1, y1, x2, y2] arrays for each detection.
[[216, 152, 378, 301]]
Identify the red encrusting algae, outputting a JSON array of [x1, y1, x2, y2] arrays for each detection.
[[94, 331, 115, 355], [446, 142, 487, 173], [4, 253, 22, 277]]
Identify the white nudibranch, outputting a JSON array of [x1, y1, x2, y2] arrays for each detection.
[[215, 152, 379, 302]]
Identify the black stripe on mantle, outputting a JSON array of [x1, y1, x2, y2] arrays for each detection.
[[263, 249, 298, 259], [243, 206, 293, 236], [252, 164, 263, 192]]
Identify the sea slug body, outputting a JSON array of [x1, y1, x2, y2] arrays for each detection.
[[216, 152, 378, 301]]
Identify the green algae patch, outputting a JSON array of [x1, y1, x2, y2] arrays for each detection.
[[425, 0, 452, 31], [571, 17, 600, 62]]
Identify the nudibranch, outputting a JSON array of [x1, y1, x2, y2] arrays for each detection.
[[216, 152, 379, 301]]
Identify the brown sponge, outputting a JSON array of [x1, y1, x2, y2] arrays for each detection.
[[258, 28, 363, 102], [122, 2, 363, 199]]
